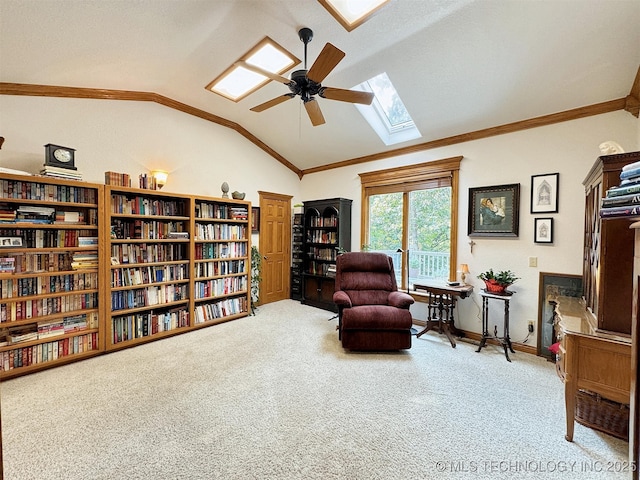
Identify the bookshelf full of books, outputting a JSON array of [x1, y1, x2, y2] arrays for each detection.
[[192, 197, 251, 325], [106, 186, 192, 351], [0, 173, 104, 379]]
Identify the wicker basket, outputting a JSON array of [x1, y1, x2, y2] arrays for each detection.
[[575, 389, 629, 441]]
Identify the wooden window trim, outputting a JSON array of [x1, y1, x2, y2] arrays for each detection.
[[360, 156, 462, 282]]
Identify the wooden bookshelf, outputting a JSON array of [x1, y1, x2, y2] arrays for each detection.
[[0, 173, 105, 379], [0, 176, 252, 378], [192, 196, 251, 325], [105, 186, 192, 351]]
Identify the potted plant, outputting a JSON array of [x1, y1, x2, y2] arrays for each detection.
[[477, 268, 519, 293], [250, 246, 262, 314]]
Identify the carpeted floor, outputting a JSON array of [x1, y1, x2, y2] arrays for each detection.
[[0, 300, 630, 479]]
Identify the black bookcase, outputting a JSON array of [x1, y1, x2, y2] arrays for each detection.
[[290, 213, 303, 300], [301, 198, 352, 312]]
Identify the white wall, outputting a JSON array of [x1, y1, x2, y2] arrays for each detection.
[[0, 95, 302, 204], [300, 111, 640, 343], [1, 93, 638, 348]]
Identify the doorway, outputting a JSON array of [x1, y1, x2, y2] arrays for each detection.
[[257, 191, 292, 305]]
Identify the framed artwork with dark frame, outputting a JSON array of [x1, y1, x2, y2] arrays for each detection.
[[534, 217, 553, 243], [251, 207, 260, 234], [530, 173, 559, 214], [537, 272, 582, 360], [468, 183, 520, 237]]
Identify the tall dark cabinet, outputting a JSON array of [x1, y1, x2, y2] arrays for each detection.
[[582, 151, 639, 335], [302, 198, 352, 312], [290, 213, 303, 300]]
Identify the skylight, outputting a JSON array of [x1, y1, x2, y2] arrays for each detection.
[[354, 72, 421, 146], [319, 0, 390, 31], [206, 37, 299, 102]]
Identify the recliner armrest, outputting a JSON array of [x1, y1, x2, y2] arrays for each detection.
[[388, 291, 414, 309], [333, 290, 352, 308]]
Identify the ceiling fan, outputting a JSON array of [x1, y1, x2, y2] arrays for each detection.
[[236, 28, 374, 126]]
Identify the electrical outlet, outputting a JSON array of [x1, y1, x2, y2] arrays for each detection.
[[528, 256, 538, 267], [528, 321, 534, 333]]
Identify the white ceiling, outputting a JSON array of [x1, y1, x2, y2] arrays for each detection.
[[1, 0, 639, 173]]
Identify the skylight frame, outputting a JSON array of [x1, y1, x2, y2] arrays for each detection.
[[353, 72, 421, 146], [206, 36, 300, 102], [318, 0, 391, 32]]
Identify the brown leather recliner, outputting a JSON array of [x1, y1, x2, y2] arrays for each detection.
[[333, 252, 414, 351]]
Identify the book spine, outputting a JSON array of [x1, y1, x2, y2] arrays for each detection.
[[606, 184, 640, 198], [599, 205, 640, 218]]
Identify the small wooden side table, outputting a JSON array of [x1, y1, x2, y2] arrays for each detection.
[[413, 282, 474, 348], [477, 289, 515, 361]]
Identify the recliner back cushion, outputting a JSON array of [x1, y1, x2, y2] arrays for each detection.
[[336, 252, 396, 306]]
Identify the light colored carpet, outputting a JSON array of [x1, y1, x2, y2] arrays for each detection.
[[1, 300, 629, 480]]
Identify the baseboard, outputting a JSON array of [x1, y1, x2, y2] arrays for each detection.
[[412, 319, 538, 356]]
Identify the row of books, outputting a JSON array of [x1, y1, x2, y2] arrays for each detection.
[[0, 296, 97, 323], [195, 223, 247, 241], [0, 333, 99, 371], [194, 259, 246, 278], [110, 284, 189, 311], [110, 243, 187, 264], [110, 194, 185, 216], [193, 297, 248, 324], [111, 263, 189, 288], [195, 203, 247, 220], [600, 158, 640, 218], [111, 309, 189, 344], [0, 179, 98, 203], [194, 276, 247, 299], [0, 271, 98, 297], [0, 312, 97, 345], [105, 171, 131, 187]]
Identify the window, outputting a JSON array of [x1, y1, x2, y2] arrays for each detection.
[[359, 157, 462, 290], [318, 0, 391, 32], [206, 37, 299, 102], [354, 72, 421, 146]]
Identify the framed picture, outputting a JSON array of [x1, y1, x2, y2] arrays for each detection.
[[0, 237, 22, 248], [530, 173, 559, 214], [536, 272, 582, 359], [251, 207, 260, 234], [534, 217, 553, 243], [468, 183, 520, 237]]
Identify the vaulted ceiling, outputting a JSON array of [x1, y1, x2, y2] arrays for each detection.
[[1, 0, 639, 176]]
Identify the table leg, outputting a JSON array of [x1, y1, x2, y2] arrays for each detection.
[[476, 297, 489, 352]]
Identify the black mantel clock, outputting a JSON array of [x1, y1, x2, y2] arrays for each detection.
[[44, 144, 76, 170]]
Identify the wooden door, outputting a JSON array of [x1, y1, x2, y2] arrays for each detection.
[[258, 192, 292, 304]]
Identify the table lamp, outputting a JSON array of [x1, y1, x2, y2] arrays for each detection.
[[460, 264, 470, 285]]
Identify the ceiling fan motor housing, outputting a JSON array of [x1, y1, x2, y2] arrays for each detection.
[[289, 69, 322, 102]]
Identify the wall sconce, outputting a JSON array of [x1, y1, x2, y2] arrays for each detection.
[[151, 170, 168, 189], [460, 264, 470, 285]]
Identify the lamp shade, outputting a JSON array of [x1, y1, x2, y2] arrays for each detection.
[[461, 263, 470, 274], [152, 170, 168, 188]]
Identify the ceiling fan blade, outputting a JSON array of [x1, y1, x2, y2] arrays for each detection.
[[304, 98, 325, 126], [235, 61, 291, 85], [306, 43, 345, 84], [320, 87, 374, 105], [250, 94, 295, 112]]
